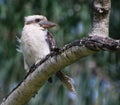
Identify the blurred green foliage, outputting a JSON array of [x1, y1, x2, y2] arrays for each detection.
[[0, 0, 120, 105]]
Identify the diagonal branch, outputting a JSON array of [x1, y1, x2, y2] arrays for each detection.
[[1, 0, 116, 105], [1, 35, 120, 105]]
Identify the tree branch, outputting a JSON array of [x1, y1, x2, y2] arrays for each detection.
[[1, 36, 120, 105], [1, 0, 118, 105]]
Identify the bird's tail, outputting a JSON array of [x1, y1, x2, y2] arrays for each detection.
[[56, 71, 75, 92]]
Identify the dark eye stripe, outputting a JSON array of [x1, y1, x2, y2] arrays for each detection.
[[35, 18, 41, 22]]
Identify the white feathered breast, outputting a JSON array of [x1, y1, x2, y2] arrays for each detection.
[[20, 24, 50, 69]]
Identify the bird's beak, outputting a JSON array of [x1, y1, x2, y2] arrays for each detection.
[[39, 20, 56, 28]]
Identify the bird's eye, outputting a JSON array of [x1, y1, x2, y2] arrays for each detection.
[[35, 18, 41, 22]]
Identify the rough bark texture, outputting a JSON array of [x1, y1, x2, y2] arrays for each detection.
[[2, 36, 120, 105], [89, 0, 111, 37], [1, 0, 118, 105]]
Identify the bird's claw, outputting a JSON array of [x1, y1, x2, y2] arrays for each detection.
[[30, 63, 37, 71], [51, 47, 61, 52]]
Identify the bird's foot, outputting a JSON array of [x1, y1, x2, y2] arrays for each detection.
[[51, 47, 62, 56], [48, 77, 53, 83], [30, 63, 37, 71], [51, 47, 61, 52]]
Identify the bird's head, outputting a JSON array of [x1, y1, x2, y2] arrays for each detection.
[[24, 15, 56, 28]]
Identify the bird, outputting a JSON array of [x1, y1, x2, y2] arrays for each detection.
[[18, 15, 75, 92]]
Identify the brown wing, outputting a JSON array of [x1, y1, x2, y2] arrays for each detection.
[[46, 31, 56, 51], [46, 31, 56, 83], [46, 31, 75, 91]]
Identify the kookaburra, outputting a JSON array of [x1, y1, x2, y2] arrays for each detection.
[[18, 15, 75, 92]]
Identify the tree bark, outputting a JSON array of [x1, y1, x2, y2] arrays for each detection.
[[89, 0, 111, 37], [1, 0, 119, 105]]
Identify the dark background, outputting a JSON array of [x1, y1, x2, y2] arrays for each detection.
[[0, 0, 120, 105]]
